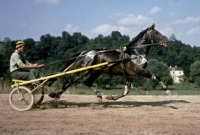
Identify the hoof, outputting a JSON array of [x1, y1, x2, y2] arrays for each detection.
[[48, 92, 56, 98], [105, 95, 113, 100], [48, 92, 61, 98], [97, 96, 102, 103], [165, 90, 171, 95]]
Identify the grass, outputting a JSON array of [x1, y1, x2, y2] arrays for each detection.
[[166, 84, 200, 95], [61, 83, 200, 96], [1, 82, 200, 95]]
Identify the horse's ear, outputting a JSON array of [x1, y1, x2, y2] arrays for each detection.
[[151, 23, 155, 29]]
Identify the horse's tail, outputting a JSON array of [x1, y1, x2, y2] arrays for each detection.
[[61, 50, 89, 72]]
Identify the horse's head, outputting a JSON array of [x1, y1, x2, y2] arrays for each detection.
[[146, 24, 169, 47], [125, 24, 169, 57], [126, 24, 169, 48]]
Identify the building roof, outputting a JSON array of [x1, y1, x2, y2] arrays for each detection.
[[169, 66, 183, 71]]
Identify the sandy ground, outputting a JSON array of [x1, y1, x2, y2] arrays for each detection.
[[1, 94, 200, 135]]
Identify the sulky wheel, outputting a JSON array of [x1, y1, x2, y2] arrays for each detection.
[[9, 86, 34, 111]]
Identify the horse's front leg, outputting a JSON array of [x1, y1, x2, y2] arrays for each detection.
[[141, 69, 171, 95], [106, 79, 132, 101]]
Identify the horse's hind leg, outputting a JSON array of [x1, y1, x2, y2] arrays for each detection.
[[106, 78, 133, 101], [84, 72, 103, 102], [48, 71, 90, 98]]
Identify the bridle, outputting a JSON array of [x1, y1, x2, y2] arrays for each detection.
[[128, 29, 166, 49]]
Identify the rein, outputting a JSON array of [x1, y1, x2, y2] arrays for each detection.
[[45, 42, 162, 66], [127, 42, 163, 49]]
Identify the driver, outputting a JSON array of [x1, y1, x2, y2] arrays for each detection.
[[10, 40, 45, 86]]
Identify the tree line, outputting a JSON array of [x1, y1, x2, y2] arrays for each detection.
[[0, 31, 200, 89]]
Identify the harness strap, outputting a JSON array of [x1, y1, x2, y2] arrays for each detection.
[[63, 50, 87, 72], [119, 47, 129, 78]]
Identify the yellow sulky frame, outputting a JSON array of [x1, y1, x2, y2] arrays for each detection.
[[9, 62, 108, 111], [11, 62, 108, 88]]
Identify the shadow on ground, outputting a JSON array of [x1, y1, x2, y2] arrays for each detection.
[[36, 99, 190, 110]]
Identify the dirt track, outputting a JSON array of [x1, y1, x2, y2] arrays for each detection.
[[1, 94, 200, 135]]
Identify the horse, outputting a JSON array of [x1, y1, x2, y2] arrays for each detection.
[[48, 24, 170, 102]]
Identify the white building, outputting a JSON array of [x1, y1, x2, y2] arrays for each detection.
[[169, 66, 184, 83]]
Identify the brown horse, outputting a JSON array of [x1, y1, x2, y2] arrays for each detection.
[[49, 24, 170, 102]]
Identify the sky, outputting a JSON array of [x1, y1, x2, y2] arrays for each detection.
[[0, 0, 200, 46]]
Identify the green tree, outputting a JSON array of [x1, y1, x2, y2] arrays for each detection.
[[190, 61, 200, 86], [169, 33, 176, 41], [132, 77, 146, 87], [0, 38, 15, 78], [111, 31, 122, 42], [23, 38, 37, 62]]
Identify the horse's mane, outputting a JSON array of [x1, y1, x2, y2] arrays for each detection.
[[126, 28, 148, 47]]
